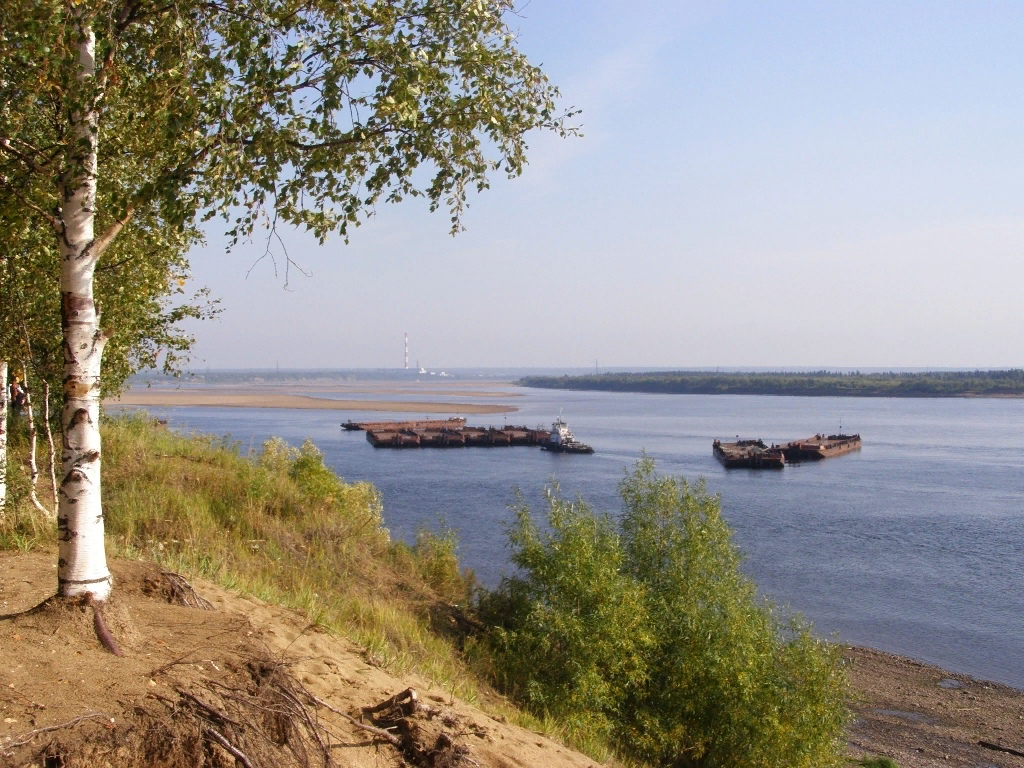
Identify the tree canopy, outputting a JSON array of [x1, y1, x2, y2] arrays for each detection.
[[1, 0, 575, 602], [2, 0, 575, 246]]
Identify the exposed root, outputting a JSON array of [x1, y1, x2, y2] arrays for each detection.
[[162, 572, 215, 610], [309, 693, 403, 747], [2, 713, 109, 752], [88, 597, 123, 657], [204, 726, 256, 768], [357, 688, 476, 767]]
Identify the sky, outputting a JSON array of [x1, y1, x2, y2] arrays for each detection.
[[182, 1, 1024, 370]]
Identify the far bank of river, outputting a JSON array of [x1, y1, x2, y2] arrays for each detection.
[[519, 369, 1024, 398]]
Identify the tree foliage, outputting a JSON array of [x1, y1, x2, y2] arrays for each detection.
[[483, 460, 849, 767], [1, 0, 575, 244], [0, 207, 214, 403]]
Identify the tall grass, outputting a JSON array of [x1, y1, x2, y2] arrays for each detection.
[[2, 414, 481, 699]]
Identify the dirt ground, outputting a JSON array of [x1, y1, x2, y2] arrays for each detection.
[[1, 551, 1021, 767], [0, 552, 594, 767]]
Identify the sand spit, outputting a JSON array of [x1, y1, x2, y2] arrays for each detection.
[[106, 390, 517, 414]]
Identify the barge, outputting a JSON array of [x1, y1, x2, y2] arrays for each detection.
[[341, 418, 466, 432], [713, 439, 785, 469], [342, 418, 550, 448], [780, 433, 861, 462], [713, 433, 861, 468], [343, 417, 595, 454]]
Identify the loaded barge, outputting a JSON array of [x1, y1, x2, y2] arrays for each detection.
[[342, 416, 596, 453], [713, 433, 861, 469], [342, 418, 551, 449], [713, 439, 785, 469], [780, 433, 861, 462]]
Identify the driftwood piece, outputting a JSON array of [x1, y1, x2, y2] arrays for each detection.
[[362, 687, 419, 715]]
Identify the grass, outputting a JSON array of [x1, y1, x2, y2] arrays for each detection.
[[1, 414, 489, 702]]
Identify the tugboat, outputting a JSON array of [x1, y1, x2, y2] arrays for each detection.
[[541, 417, 594, 454]]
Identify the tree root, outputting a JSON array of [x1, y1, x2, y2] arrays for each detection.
[[308, 693, 403, 747], [204, 726, 256, 768], [163, 571, 214, 610], [87, 596, 123, 657], [2, 712, 109, 752]]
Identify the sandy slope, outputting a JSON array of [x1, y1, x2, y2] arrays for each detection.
[[0, 552, 594, 767], [3, 551, 1022, 767]]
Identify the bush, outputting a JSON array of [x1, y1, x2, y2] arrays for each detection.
[[483, 459, 849, 767]]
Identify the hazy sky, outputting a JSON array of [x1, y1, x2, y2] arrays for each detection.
[[183, 1, 1024, 370]]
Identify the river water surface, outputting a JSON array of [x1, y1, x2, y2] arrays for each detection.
[[114, 379, 1024, 689]]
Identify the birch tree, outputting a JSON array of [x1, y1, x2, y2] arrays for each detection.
[[0, 361, 7, 516], [1, 0, 574, 603]]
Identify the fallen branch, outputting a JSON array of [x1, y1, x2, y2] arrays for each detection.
[[309, 694, 402, 748], [274, 680, 332, 763], [978, 740, 1024, 758], [3, 712, 109, 751], [204, 726, 256, 768]]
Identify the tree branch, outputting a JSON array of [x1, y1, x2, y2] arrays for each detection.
[[0, 175, 61, 232], [93, 207, 134, 259]]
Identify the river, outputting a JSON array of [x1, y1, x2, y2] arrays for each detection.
[[112, 377, 1024, 689]]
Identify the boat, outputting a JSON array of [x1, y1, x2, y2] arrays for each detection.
[[780, 433, 861, 462], [344, 419, 550, 449], [712, 432, 862, 468], [540, 417, 594, 454], [713, 439, 785, 469]]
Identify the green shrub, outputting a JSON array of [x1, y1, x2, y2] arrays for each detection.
[[482, 488, 651, 741], [409, 523, 473, 605], [483, 459, 849, 767]]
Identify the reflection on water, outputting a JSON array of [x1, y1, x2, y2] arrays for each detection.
[[111, 386, 1024, 689]]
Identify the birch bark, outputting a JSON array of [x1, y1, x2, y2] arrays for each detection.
[[57, 21, 111, 599], [1, 361, 7, 516]]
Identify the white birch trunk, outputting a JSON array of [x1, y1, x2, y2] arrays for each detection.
[[57, 21, 111, 599], [43, 382, 59, 506], [23, 374, 55, 518], [0, 361, 7, 516]]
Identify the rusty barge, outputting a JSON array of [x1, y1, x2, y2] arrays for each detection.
[[780, 433, 861, 462], [713, 439, 786, 469], [713, 433, 861, 469], [342, 418, 552, 449]]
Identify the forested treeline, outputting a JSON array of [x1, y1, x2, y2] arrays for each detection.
[[519, 369, 1024, 397]]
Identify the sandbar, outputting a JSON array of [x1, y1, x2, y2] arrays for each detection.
[[106, 390, 517, 414]]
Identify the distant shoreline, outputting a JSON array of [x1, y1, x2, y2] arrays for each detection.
[[519, 370, 1024, 398], [106, 390, 518, 414]]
